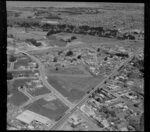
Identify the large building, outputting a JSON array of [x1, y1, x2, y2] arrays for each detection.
[[16, 110, 53, 125]]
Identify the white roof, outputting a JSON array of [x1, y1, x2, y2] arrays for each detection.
[[16, 110, 51, 124], [41, 20, 59, 24]]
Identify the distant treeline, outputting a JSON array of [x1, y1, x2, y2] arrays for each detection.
[[7, 18, 144, 40], [45, 24, 144, 40]]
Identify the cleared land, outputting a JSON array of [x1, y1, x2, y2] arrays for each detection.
[[25, 98, 69, 121], [47, 75, 103, 103]]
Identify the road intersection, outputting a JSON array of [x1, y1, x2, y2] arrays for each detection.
[[50, 50, 140, 130], [17, 49, 139, 130]]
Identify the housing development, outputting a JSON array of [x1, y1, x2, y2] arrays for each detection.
[[7, 2, 144, 131]]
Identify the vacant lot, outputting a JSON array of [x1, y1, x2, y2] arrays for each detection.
[[25, 98, 69, 121], [47, 75, 103, 103], [45, 65, 91, 77], [7, 80, 29, 106]]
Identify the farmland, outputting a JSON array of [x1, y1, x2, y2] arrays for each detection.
[[25, 98, 69, 121]]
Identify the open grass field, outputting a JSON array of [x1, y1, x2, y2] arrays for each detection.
[[54, 32, 144, 50], [45, 38, 67, 47], [25, 98, 69, 121], [47, 75, 103, 102], [45, 65, 91, 77], [7, 80, 29, 106]]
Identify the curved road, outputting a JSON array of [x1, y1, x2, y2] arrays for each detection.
[[19, 51, 74, 108], [18, 49, 139, 130]]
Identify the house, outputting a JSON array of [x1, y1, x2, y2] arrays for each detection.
[[101, 119, 109, 128], [41, 20, 59, 25]]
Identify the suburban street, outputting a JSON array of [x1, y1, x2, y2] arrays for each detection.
[[19, 51, 74, 108], [49, 49, 140, 130], [16, 49, 139, 130], [7, 2, 144, 131]]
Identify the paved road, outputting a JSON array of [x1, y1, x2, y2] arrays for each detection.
[[18, 49, 139, 130], [50, 50, 139, 130], [19, 51, 74, 108]]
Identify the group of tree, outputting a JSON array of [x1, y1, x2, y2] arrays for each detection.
[[65, 50, 74, 56], [45, 24, 139, 40], [25, 39, 42, 47], [7, 18, 142, 40]]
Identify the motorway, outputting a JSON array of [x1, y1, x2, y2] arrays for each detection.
[[18, 49, 139, 130]]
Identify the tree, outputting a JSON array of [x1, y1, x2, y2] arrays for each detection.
[[7, 72, 13, 80], [71, 36, 77, 40], [77, 55, 81, 59], [66, 50, 73, 56], [9, 55, 17, 62]]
